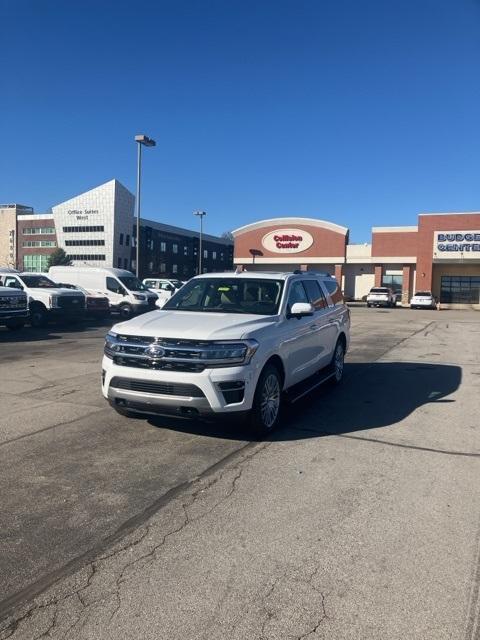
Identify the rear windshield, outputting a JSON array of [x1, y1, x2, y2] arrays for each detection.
[[414, 291, 432, 296], [163, 278, 284, 315], [370, 288, 389, 293]]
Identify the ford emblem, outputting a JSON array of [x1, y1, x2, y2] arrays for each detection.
[[145, 344, 165, 359]]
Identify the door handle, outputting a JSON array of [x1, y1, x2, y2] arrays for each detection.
[[310, 323, 317, 330]]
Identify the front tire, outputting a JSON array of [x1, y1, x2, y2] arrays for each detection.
[[30, 305, 48, 328], [250, 364, 282, 438], [119, 304, 133, 319]]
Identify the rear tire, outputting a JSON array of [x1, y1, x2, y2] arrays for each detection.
[[367, 303, 371, 308], [330, 339, 345, 385], [250, 364, 282, 438]]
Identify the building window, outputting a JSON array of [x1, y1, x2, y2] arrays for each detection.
[[382, 274, 403, 297], [148, 261, 153, 272], [66, 254, 106, 261], [120, 233, 124, 245], [203, 249, 208, 259], [184, 245, 188, 256], [173, 243, 178, 254], [22, 227, 56, 235], [172, 264, 178, 274], [126, 235, 130, 246], [160, 263, 166, 273], [23, 254, 50, 272], [124, 258, 129, 269], [212, 251, 217, 260], [148, 239, 154, 250], [160, 242, 166, 252], [220, 252, 224, 261], [65, 239, 105, 246], [183, 265, 189, 275], [62, 226, 104, 233], [118, 258, 122, 268], [440, 276, 480, 304], [22, 240, 56, 247]]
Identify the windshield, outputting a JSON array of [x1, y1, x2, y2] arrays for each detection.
[[21, 275, 57, 288], [163, 277, 284, 315], [118, 276, 148, 292], [414, 291, 432, 296]]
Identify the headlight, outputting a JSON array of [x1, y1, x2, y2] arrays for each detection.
[[104, 331, 118, 359], [198, 340, 259, 366], [133, 294, 146, 301]]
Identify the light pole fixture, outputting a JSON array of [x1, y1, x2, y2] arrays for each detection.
[[134, 134, 156, 278], [194, 210, 206, 274]]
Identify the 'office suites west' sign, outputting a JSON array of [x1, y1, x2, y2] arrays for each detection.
[[433, 231, 480, 259]]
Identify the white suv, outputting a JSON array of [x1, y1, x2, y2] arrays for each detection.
[[366, 287, 396, 308], [102, 271, 350, 436]]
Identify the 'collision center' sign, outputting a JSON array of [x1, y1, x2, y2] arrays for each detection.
[[262, 228, 314, 254], [433, 230, 480, 259]]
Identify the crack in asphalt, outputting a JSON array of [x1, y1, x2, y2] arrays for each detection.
[[0, 443, 268, 639]]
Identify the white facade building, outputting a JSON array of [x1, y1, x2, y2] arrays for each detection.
[[52, 179, 134, 269]]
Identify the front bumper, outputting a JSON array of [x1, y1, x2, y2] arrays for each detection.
[[102, 356, 260, 417], [49, 307, 86, 319], [0, 309, 29, 322]]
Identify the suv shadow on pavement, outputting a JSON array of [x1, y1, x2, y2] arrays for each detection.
[[146, 362, 462, 441]]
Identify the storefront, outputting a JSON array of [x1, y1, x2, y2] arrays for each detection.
[[233, 212, 480, 308]]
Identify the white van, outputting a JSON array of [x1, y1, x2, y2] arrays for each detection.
[[142, 278, 184, 308], [49, 267, 158, 319]]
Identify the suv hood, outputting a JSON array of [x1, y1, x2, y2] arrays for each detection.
[[112, 310, 277, 341], [0, 286, 25, 297]]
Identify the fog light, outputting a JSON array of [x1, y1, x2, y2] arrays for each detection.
[[218, 381, 245, 405]]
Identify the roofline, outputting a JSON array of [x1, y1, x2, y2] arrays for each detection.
[[372, 226, 418, 233], [232, 217, 349, 236], [419, 211, 480, 216]]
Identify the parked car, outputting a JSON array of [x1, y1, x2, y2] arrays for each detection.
[[410, 291, 437, 309], [142, 278, 184, 308], [0, 284, 29, 330], [0, 269, 86, 327], [102, 271, 350, 437], [49, 267, 158, 318], [57, 283, 110, 318], [366, 287, 396, 308]]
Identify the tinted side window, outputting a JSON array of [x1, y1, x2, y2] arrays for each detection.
[[287, 281, 309, 311], [303, 280, 328, 310], [324, 279, 343, 305], [106, 277, 121, 293]]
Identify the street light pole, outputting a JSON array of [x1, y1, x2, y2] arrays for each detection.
[[194, 210, 206, 274], [134, 134, 156, 278]]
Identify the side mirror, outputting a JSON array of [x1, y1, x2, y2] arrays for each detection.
[[289, 302, 315, 318]]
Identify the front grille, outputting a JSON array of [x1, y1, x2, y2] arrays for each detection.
[[0, 297, 27, 310], [110, 376, 205, 397], [58, 296, 84, 309], [111, 335, 211, 371]]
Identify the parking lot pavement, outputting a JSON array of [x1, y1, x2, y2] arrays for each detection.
[[1, 308, 480, 639]]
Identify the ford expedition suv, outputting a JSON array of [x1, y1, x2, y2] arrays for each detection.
[[102, 271, 350, 436]]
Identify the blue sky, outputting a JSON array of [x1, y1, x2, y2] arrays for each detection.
[[2, 0, 480, 242]]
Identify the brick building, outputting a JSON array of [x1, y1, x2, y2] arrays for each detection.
[[233, 213, 480, 308]]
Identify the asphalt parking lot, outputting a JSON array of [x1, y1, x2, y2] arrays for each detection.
[[0, 306, 479, 639]]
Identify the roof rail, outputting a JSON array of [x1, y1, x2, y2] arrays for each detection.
[[292, 270, 334, 278]]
